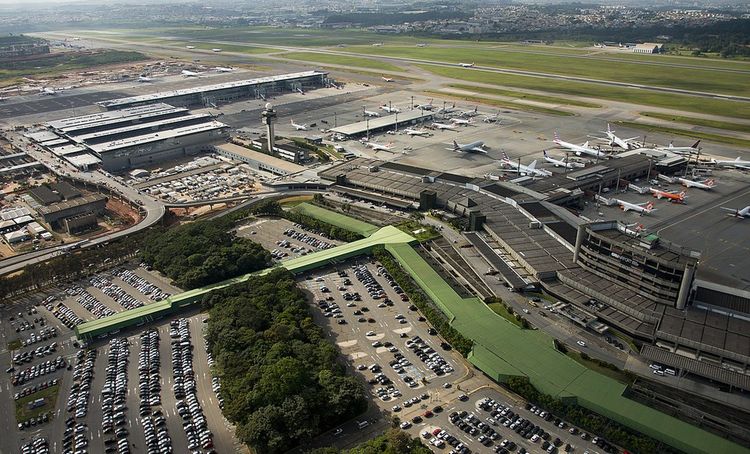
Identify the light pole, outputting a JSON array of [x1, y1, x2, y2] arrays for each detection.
[[334, 111, 337, 128], [395, 112, 398, 133]]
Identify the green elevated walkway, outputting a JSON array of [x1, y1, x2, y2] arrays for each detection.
[[74, 226, 415, 340]]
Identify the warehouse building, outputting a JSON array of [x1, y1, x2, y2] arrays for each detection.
[[328, 110, 434, 139], [37, 194, 107, 226], [214, 143, 305, 176], [97, 71, 329, 110]]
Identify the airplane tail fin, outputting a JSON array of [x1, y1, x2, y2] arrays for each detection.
[[501, 151, 510, 162], [691, 140, 701, 148], [553, 130, 560, 142], [583, 141, 589, 148], [706, 178, 715, 187], [453, 140, 460, 151], [527, 160, 537, 170], [646, 202, 654, 211], [543, 150, 549, 158], [607, 123, 613, 133]]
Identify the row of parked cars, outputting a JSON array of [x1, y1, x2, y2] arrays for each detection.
[[20, 436, 49, 454], [376, 265, 409, 302], [18, 326, 57, 347], [283, 227, 335, 250], [100, 337, 130, 454], [11, 356, 66, 386], [171, 319, 215, 452], [449, 409, 502, 449], [66, 349, 96, 419], [46, 301, 84, 329], [353, 265, 387, 300], [139, 329, 172, 454], [15, 378, 59, 401], [406, 335, 454, 376], [68, 285, 116, 319], [12, 339, 57, 365], [90, 275, 144, 310], [113, 268, 170, 301]]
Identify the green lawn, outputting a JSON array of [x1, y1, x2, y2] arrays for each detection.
[[0, 50, 147, 83], [639, 112, 750, 134], [291, 203, 379, 237], [423, 89, 575, 117], [448, 83, 601, 108], [615, 121, 750, 149], [16, 385, 60, 422], [487, 302, 525, 329], [7, 339, 21, 350], [395, 220, 440, 243], [280, 51, 402, 72], [419, 65, 750, 120], [354, 45, 750, 97]]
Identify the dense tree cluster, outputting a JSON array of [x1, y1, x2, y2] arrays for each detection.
[[203, 270, 367, 454], [372, 247, 473, 356], [323, 11, 469, 27], [141, 217, 270, 289], [312, 429, 431, 454], [506, 377, 676, 454]]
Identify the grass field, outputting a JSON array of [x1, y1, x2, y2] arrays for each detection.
[[353, 45, 750, 97], [487, 302, 525, 328], [424, 90, 575, 117], [419, 65, 750, 120], [640, 112, 750, 134], [615, 121, 750, 148], [278, 195, 314, 207], [0, 50, 147, 85], [448, 83, 601, 108], [15, 385, 59, 422], [291, 203, 379, 237], [279, 51, 402, 72], [7, 339, 21, 350]]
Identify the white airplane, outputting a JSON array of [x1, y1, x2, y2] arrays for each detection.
[[415, 99, 434, 110], [381, 76, 394, 82], [214, 66, 235, 72], [459, 62, 475, 68], [711, 156, 750, 170], [39, 87, 57, 95], [655, 140, 701, 155], [138, 76, 154, 83], [373, 43, 383, 47], [186, 45, 195, 49], [482, 112, 501, 123], [451, 118, 472, 126], [403, 128, 430, 137], [436, 102, 456, 115], [459, 106, 479, 117], [720, 206, 750, 218], [500, 152, 551, 176], [211, 48, 222, 52], [553, 131, 605, 158], [363, 109, 380, 118], [181, 70, 201, 77], [431, 122, 458, 131], [677, 177, 716, 190], [615, 200, 655, 215], [362, 141, 394, 152], [543, 150, 584, 169], [451, 140, 487, 154], [291, 120, 307, 131], [601, 124, 639, 149], [296, 87, 305, 95], [380, 104, 400, 114]]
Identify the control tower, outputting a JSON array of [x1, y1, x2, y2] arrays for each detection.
[[261, 102, 277, 154]]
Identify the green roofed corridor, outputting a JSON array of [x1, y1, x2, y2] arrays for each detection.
[[384, 242, 747, 454], [291, 203, 380, 236]]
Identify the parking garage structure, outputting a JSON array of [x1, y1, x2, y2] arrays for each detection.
[[96, 71, 329, 110]]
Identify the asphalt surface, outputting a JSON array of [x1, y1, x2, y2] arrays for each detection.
[[0, 91, 128, 120]]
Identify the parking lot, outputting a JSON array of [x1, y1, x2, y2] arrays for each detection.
[[0, 264, 239, 454], [236, 217, 341, 262]]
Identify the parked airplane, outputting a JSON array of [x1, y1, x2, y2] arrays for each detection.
[[459, 106, 479, 117], [39, 87, 57, 95], [711, 156, 750, 170], [482, 112, 501, 123], [291, 120, 307, 131], [459, 62, 475, 68], [720, 206, 750, 218], [415, 99, 434, 110], [363, 109, 380, 117], [362, 141, 394, 152], [403, 128, 430, 137], [543, 150, 584, 169], [186, 45, 195, 49], [451, 140, 487, 153], [649, 188, 686, 203], [436, 102, 456, 115], [138, 76, 154, 83], [380, 104, 401, 114], [381, 76, 394, 82], [677, 177, 715, 190], [181, 70, 201, 77], [553, 131, 605, 158], [211, 48, 222, 52], [451, 118, 472, 126], [296, 87, 305, 95], [214, 66, 235, 72], [431, 122, 458, 131], [601, 124, 639, 149], [655, 140, 701, 154], [615, 200, 655, 215], [501, 152, 551, 176]]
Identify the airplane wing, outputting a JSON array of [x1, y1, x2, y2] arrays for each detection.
[[734, 164, 750, 170], [471, 146, 487, 153], [720, 207, 738, 213]]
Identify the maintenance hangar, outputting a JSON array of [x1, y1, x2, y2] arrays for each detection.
[[96, 71, 329, 110], [38, 103, 230, 172]]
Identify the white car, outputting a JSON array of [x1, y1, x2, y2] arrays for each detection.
[[576, 340, 586, 347]]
